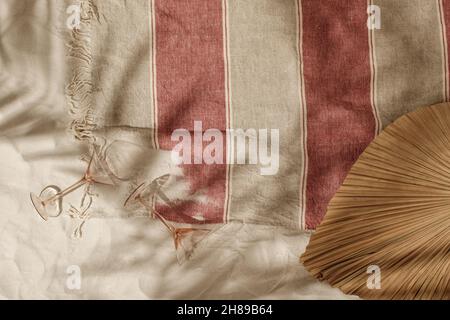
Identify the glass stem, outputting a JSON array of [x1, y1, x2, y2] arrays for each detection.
[[43, 178, 88, 205], [139, 197, 174, 233]]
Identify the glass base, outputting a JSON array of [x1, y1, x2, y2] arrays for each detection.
[[30, 192, 48, 221], [30, 186, 62, 221]]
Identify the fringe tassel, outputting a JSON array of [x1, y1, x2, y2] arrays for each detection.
[[65, 0, 100, 142]]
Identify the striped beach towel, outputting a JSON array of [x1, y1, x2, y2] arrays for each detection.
[[66, 0, 450, 230]]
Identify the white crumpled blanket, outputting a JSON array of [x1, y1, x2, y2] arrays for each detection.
[[0, 137, 351, 299]]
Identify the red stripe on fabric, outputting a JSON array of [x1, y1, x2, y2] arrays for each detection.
[[154, 0, 227, 224], [301, 0, 376, 229]]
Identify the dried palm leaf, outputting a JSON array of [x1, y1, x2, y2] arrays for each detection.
[[300, 102, 450, 300]]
